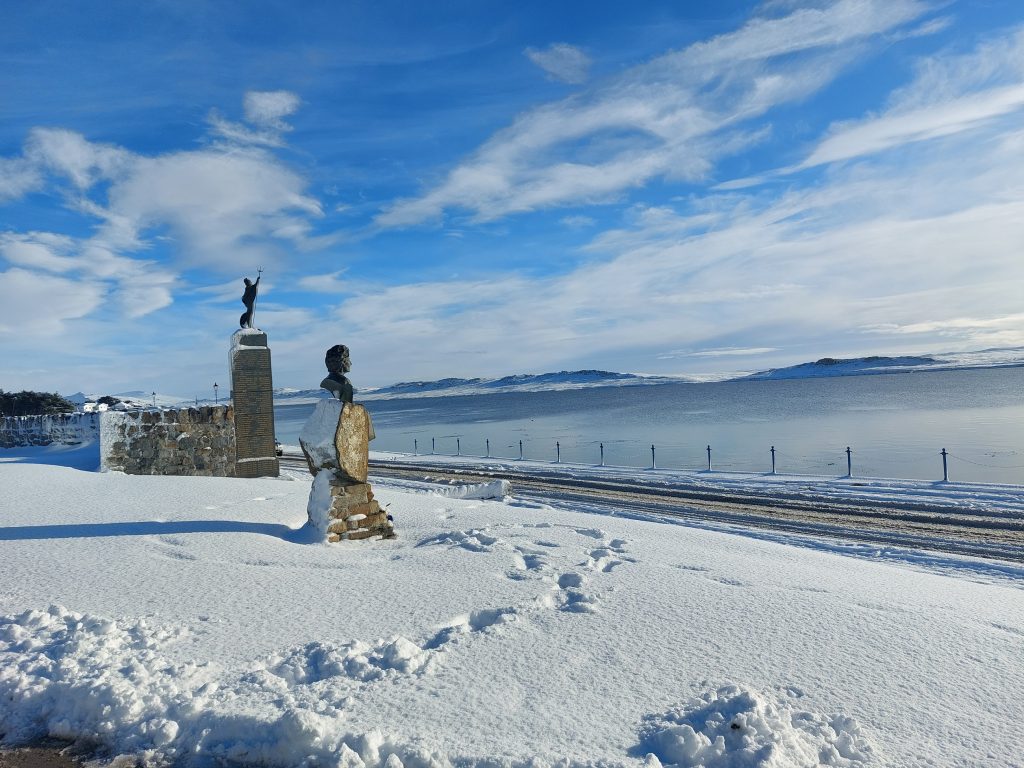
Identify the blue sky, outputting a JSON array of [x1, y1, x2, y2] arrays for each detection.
[[2, 0, 1024, 397]]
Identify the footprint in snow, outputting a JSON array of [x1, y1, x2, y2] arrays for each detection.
[[585, 547, 624, 573], [417, 528, 500, 552], [425, 607, 518, 649]]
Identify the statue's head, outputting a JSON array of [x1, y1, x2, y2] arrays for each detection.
[[244, 278, 253, 286], [325, 344, 351, 375]]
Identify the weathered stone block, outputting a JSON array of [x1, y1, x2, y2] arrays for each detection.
[[299, 400, 373, 483], [343, 500, 380, 518], [344, 528, 380, 541]]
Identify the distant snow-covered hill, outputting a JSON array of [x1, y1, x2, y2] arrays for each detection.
[[65, 391, 194, 409], [743, 347, 1024, 380], [64, 348, 1024, 410], [273, 370, 698, 404]]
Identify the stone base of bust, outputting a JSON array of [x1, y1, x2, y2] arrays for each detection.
[[320, 476, 394, 542], [299, 398, 393, 542]]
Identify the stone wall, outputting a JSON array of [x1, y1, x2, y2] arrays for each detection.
[[0, 412, 100, 448], [100, 406, 238, 476]]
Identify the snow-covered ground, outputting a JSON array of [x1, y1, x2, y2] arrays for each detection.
[[2, 446, 1023, 766]]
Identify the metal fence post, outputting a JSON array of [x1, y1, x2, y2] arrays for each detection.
[[846, 446, 852, 477], [486, 438, 490, 458], [556, 441, 560, 463], [456, 438, 461, 456], [432, 437, 435, 454], [651, 444, 656, 469], [600, 442, 604, 466], [519, 440, 523, 460], [770, 445, 776, 474], [414, 438, 418, 454], [706, 444, 712, 471], [941, 448, 948, 482]]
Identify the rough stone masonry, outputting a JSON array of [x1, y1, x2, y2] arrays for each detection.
[[298, 343, 394, 542], [299, 398, 394, 542]]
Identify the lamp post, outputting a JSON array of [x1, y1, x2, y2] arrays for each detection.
[[214, 382, 219, 405]]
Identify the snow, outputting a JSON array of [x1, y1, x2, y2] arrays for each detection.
[[429, 479, 511, 500], [67, 391, 193, 409], [298, 399, 343, 470], [305, 470, 333, 539], [1, 457, 1023, 766], [637, 685, 875, 767]]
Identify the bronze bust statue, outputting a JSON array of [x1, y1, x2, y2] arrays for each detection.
[[321, 344, 354, 403]]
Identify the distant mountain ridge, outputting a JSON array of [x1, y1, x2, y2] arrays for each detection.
[[744, 348, 1024, 381], [273, 369, 693, 404], [62, 348, 1024, 407]]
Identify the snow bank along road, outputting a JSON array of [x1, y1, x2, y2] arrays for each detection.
[[287, 452, 1024, 564]]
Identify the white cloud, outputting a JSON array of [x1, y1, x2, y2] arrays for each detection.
[[0, 157, 42, 201], [244, 90, 302, 128], [0, 92, 320, 330], [0, 232, 175, 319], [208, 90, 302, 147], [296, 271, 349, 293], [687, 347, 781, 358], [341, 103, 1024, 378], [793, 26, 1024, 169], [102, 147, 322, 271], [560, 215, 595, 228], [0, 233, 78, 273], [25, 128, 133, 189], [0, 268, 105, 336], [525, 43, 591, 84], [377, 0, 928, 227], [799, 83, 1024, 168]]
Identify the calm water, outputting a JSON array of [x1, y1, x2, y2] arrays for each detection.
[[274, 367, 1024, 484]]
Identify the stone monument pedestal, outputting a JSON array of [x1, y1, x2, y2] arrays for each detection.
[[300, 399, 394, 542], [230, 328, 279, 478]]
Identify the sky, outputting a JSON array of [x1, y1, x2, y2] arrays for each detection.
[[2, 0, 1024, 398]]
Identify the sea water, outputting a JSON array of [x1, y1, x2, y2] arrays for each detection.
[[274, 366, 1024, 484]]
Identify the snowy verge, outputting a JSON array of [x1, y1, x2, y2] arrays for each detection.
[[430, 479, 510, 500]]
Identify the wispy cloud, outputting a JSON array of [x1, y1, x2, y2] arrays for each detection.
[[524, 43, 591, 84], [244, 90, 301, 128], [376, 0, 928, 228], [686, 347, 780, 358], [792, 26, 1024, 170], [296, 271, 349, 293], [209, 89, 303, 147], [560, 215, 596, 229], [0, 268, 105, 336], [340, 86, 1024, 379]]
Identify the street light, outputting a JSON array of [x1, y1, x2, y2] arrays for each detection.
[[214, 382, 219, 405]]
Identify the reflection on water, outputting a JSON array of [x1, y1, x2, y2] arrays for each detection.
[[275, 366, 1024, 484]]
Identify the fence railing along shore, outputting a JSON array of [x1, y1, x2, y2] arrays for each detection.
[[405, 436, 1024, 484]]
